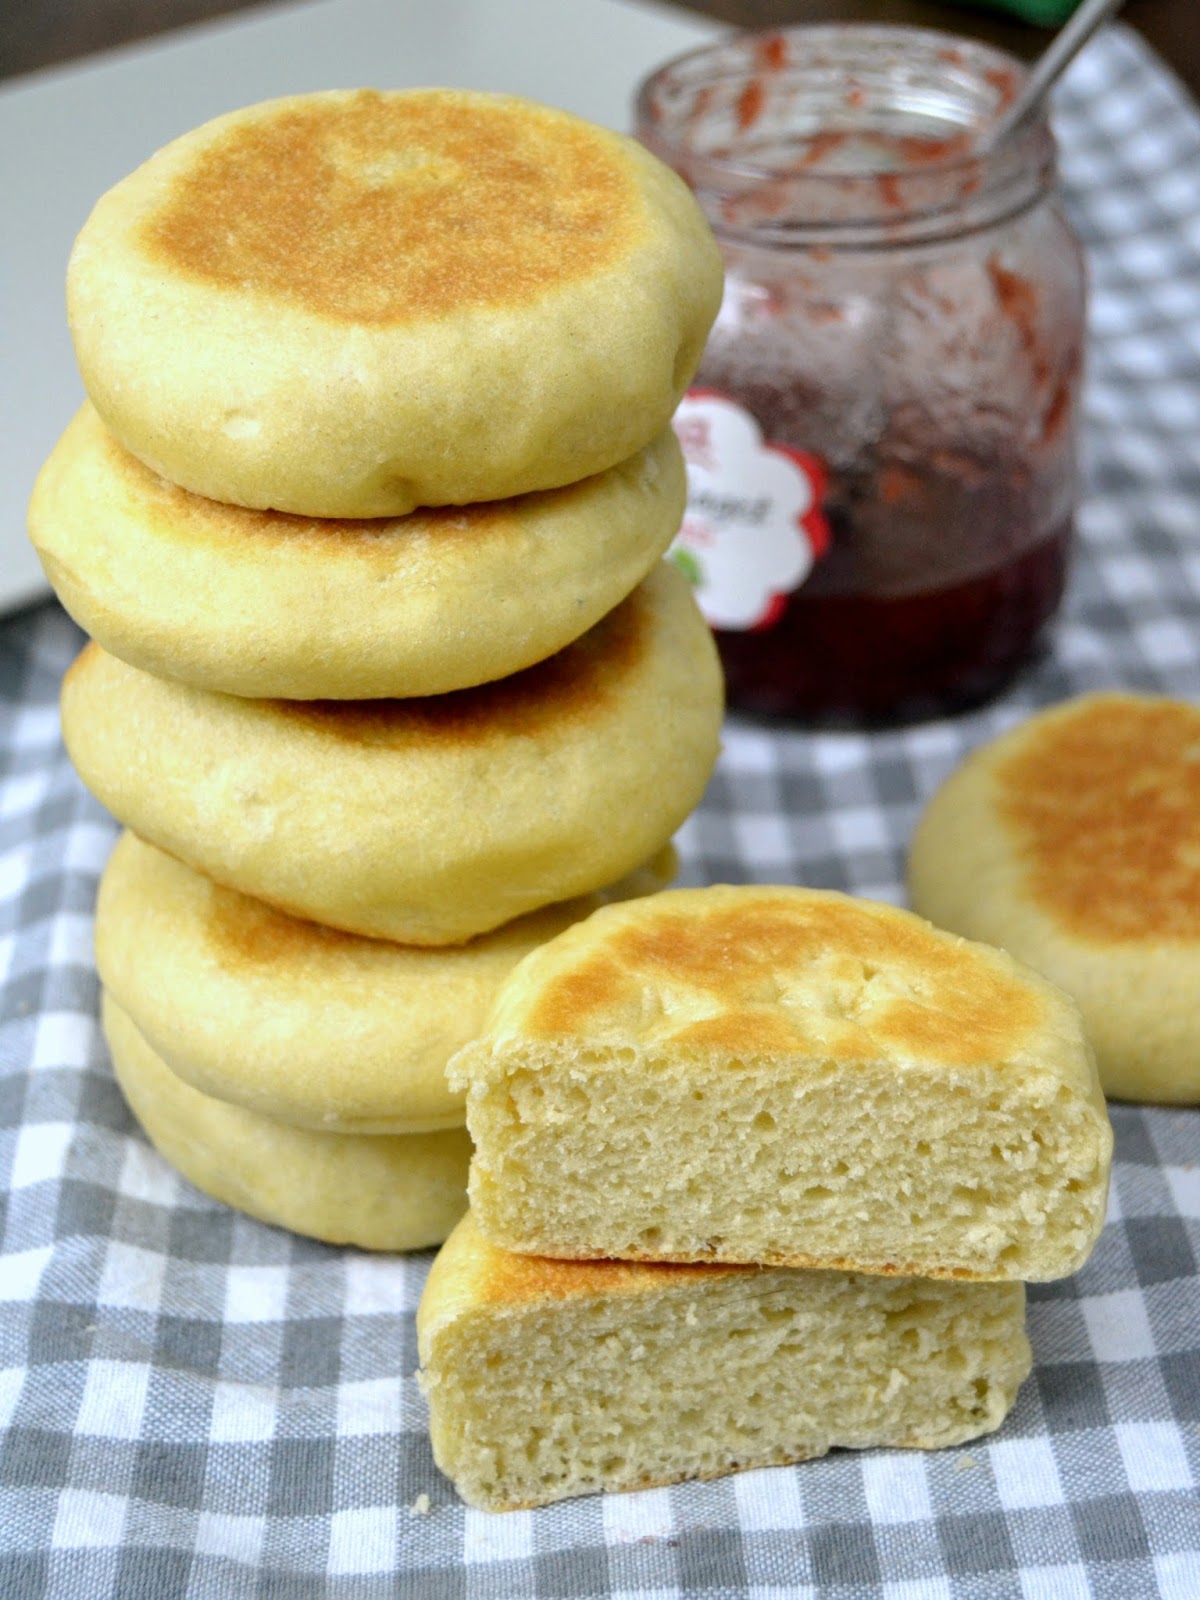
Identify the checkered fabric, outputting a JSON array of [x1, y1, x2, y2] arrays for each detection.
[[2, 21, 1199, 1598]]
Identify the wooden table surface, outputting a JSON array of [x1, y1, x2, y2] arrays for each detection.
[[2, 0, 1197, 99]]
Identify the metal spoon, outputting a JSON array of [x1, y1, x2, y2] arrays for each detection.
[[983, 0, 1126, 149]]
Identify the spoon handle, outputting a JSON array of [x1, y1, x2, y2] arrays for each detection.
[[988, 0, 1126, 147]]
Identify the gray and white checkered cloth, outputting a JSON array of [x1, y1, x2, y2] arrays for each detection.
[[2, 21, 1199, 1598]]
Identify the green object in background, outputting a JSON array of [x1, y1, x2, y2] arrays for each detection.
[[967, 0, 1080, 24]]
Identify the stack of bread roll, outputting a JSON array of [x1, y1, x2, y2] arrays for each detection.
[[29, 88, 726, 1251], [419, 884, 1114, 1509]]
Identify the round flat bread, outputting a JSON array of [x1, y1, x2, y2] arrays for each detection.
[[102, 992, 472, 1251], [62, 562, 723, 945], [908, 692, 1200, 1105], [67, 88, 722, 517], [30, 406, 685, 699], [96, 831, 677, 1134]]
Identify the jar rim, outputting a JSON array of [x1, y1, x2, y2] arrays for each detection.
[[635, 23, 1055, 244]]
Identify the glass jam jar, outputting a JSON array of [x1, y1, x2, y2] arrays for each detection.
[[636, 26, 1087, 724]]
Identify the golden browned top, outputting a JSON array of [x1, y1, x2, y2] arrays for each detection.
[[478, 1238, 747, 1307], [105, 831, 679, 1004], [64, 566, 652, 753], [273, 577, 651, 748], [102, 828, 369, 975], [438, 1214, 745, 1316], [205, 878, 363, 970], [142, 90, 639, 324], [90, 407, 504, 550], [996, 693, 1200, 943], [520, 886, 1046, 1064]]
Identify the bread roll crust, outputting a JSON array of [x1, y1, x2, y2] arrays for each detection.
[[67, 89, 723, 517], [96, 831, 676, 1134], [61, 564, 722, 945], [103, 993, 471, 1251], [418, 1215, 1032, 1511], [451, 885, 1112, 1279], [909, 692, 1200, 1104], [30, 406, 686, 699]]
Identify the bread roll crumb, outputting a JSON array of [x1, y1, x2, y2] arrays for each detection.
[[418, 1215, 1031, 1511]]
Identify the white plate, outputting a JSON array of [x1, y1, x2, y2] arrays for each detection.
[[0, 0, 720, 614]]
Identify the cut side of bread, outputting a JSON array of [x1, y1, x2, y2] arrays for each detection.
[[418, 1214, 1031, 1511], [450, 886, 1112, 1281]]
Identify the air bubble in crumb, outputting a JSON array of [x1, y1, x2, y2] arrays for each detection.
[[409, 1494, 431, 1516], [953, 1455, 977, 1473]]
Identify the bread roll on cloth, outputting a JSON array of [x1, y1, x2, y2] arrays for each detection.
[[95, 830, 676, 1135], [66, 88, 723, 517], [909, 691, 1200, 1105], [61, 563, 722, 945], [102, 993, 471, 1251], [450, 884, 1112, 1280], [417, 1213, 1032, 1511], [30, 406, 686, 699]]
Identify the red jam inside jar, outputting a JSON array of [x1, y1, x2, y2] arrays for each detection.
[[637, 26, 1087, 725]]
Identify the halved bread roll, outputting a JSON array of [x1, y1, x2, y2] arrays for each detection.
[[450, 885, 1112, 1280], [418, 1213, 1031, 1511]]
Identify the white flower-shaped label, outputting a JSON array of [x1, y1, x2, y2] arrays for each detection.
[[670, 391, 830, 631]]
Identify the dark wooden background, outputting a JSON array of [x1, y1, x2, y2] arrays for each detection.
[[2, 0, 1197, 98]]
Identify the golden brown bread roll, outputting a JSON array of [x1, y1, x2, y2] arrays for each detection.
[[30, 406, 686, 699], [103, 993, 472, 1251], [96, 830, 676, 1135], [450, 884, 1112, 1280], [61, 564, 722, 945], [909, 691, 1200, 1104], [418, 1213, 1032, 1510], [67, 89, 722, 517]]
